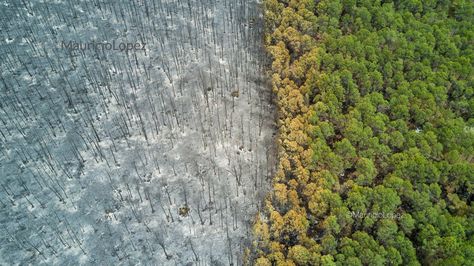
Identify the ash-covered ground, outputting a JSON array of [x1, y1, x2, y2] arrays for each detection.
[[0, 0, 275, 264]]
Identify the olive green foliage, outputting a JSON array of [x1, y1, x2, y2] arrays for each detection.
[[253, 0, 473, 265]]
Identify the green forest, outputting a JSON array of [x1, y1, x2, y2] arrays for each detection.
[[251, 0, 473, 265]]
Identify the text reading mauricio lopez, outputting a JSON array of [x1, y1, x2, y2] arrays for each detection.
[[61, 40, 146, 52]]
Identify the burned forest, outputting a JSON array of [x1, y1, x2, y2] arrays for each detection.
[[0, 0, 276, 265]]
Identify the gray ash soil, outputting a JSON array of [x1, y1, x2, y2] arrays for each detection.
[[0, 0, 275, 265]]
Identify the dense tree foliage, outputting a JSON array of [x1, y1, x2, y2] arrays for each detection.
[[252, 0, 473, 265]]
